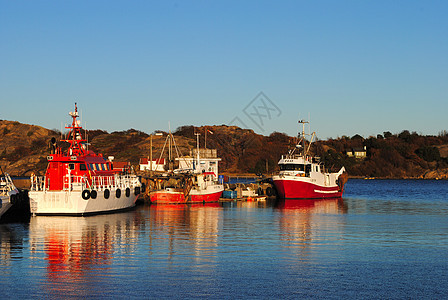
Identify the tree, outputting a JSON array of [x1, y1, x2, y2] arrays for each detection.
[[383, 131, 393, 139], [173, 125, 195, 137], [351, 134, 364, 140], [415, 146, 441, 162]]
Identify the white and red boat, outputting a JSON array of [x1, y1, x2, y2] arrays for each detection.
[[29, 104, 142, 215], [149, 173, 224, 204], [272, 120, 347, 199], [149, 133, 224, 204]]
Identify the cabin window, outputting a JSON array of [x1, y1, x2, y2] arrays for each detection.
[[280, 164, 305, 171], [80, 164, 87, 171], [95, 163, 100, 171], [69, 163, 75, 170]]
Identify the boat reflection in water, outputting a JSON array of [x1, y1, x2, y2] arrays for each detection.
[[28, 210, 145, 297], [275, 198, 346, 210], [275, 198, 347, 258], [0, 223, 27, 264], [148, 203, 221, 261]]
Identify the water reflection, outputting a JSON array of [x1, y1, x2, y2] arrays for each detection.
[[0, 223, 27, 264], [148, 203, 221, 262], [28, 210, 145, 297], [275, 199, 347, 259]]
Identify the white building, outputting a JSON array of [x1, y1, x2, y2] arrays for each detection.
[[175, 149, 221, 177], [139, 158, 166, 172]]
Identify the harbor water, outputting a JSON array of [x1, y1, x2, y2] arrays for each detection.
[[1, 179, 447, 299]]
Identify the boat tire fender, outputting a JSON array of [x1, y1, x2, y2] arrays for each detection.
[[90, 190, 97, 199], [116, 189, 121, 198], [141, 183, 146, 193], [82, 190, 91, 200], [104, 189, 110, 199], [134, 186, 140, 196], [125, 188, 130, 197]]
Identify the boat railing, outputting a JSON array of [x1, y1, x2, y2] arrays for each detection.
[[0, 175, 16, 196], [30, 175, 45, 191], [31, 174, 141, 192]]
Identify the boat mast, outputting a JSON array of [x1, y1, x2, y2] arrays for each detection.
[[298, 119, 309, 157], [62, 103, 87, 156], [195, 133, 200, 173]]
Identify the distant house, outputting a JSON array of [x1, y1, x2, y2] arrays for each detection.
[[139, 158, 166, 172], [346, 146, 367, 159]]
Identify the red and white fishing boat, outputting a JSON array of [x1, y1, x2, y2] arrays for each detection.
[[29, 104, 142, 215], [272, 120, 347, 199], [0, 173, 20, 220], [149, 132, 224, 204]]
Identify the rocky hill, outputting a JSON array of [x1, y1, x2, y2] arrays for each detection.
[[0, 120, 56, 175], [1, 120, 448, 179]]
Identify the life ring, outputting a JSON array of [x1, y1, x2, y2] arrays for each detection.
[[125, 188, 130, 197], [116, 189, 121, 198], [82, 190, 91, 200], [90, 190, 97, 199], [104, 189, 110, 199], [134, 186, 141, 196]]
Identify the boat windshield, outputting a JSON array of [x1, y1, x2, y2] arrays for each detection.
[[280, 164, 305, 171]]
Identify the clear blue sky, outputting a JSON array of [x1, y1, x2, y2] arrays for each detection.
[[1, 0, 447, 139]]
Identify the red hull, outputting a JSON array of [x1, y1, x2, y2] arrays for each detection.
[[273, 179, 343, 199], [150, 190, 223, 204]]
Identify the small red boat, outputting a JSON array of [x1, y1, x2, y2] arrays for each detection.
[[149, 132, 224, 204], [272, 120, 347, 199], [29, 103, 142, 215], [150, 172, 224, 204]]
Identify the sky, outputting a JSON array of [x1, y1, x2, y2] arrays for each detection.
[[1, 0, 447, 140]]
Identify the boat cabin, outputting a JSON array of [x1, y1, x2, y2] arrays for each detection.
[[278, 155, 322, 177], [45, 152, 116, 191], [44, 104, 118, 191]]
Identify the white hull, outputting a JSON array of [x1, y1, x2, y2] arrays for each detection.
[[29, 189, 138, 215], [189, 184, 224, 197]]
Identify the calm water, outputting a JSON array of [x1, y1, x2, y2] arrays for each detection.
[[1, 179, 447, 299]]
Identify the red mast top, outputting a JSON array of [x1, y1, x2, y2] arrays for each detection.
[[61, 103, 87, 156]]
